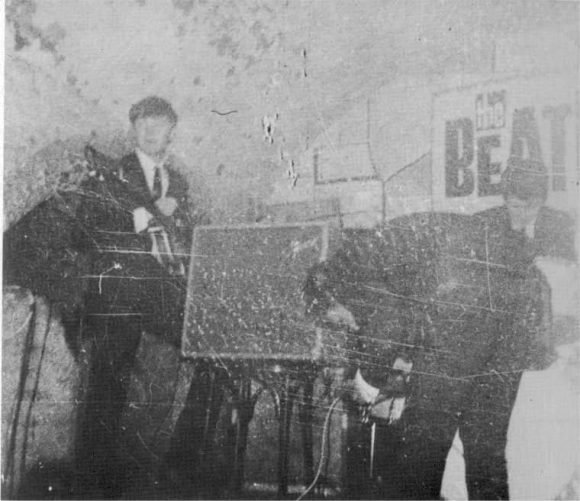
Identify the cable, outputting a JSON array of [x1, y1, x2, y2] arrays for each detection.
[[4, 299, 37, 498], [296, 396, 342, 501], [20, 303, 53, 483]]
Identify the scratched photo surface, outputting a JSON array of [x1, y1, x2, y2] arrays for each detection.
[[3, 1, 579, 500]]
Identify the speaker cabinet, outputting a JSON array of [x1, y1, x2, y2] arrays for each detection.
[[181, 222, 335, 360]]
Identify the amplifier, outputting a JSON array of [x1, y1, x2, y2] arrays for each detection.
[[181, 222, 337, 360]]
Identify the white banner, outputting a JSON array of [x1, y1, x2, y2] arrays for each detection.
[[431, 74, 578, 215]]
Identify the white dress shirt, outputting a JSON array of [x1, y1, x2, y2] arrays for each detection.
[[525, 220, 536, 239], [136, 148, 169, 198], [133, 149, 170, 233]]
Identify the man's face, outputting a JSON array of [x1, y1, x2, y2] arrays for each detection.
[[505, 195, 543, 231], [133, 115, 174, 160]]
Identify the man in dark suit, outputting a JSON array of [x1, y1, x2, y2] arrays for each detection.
[[475, 156, 577, 266], [302, 158, 570, 499], [374, 159, 573, 499], [76, 96, 198, 497]]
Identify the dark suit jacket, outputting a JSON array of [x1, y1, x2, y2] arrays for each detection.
[[303, 212, 554, 392], [117, 152, 194, 248], [474, 205, 577, 265], [76, 151, 198, 339]]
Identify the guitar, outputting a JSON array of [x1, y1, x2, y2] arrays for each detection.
[[84, 145, 187, 276]]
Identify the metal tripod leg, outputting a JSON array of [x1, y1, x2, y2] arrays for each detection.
[[230, 377, 255, 494], [278, 373, 295, 497], [299, 378, 315, 488]]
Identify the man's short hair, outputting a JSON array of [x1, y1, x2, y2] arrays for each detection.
[[129, 96, 178, 126], [501, 156, 549, 202]]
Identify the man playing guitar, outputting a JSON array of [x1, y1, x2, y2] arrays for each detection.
[[76, 96, 197, 497]]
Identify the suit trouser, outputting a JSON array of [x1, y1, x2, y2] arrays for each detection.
[[373, 292, 546, 501], [76, 314, 143, 497], [76, 273, 186, 496], [376, 370, 522, 500]]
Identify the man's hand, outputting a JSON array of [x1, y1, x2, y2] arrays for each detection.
[[133, 207, 154, 233], [325, 302, 359, 330], [155, 196, 177, 217], [343, 358, 412, 424], [349, 369, 380, 404]]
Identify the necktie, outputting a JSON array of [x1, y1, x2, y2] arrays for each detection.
[[152, 165, 162, 199]]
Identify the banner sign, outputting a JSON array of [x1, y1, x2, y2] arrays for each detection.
[[431, 75, 578, 214]]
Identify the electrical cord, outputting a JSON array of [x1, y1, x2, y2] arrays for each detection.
[[20, 304, 53, 482], [296, 396, 342, 501], [4, 299, 37, 498], [4, 297, 52, 498]]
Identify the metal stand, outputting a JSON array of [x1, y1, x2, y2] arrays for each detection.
[[191, 359, 320, 498]]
